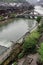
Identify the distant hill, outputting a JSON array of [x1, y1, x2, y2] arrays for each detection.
[[0, 0, 26, 3], [26, 0, 38, 5], [37, 0, 43, 5], [26, 0, 43, 5], [39, 0, 43, 3]]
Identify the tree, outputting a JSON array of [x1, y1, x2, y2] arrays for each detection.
[[0, 0, 26, 3]]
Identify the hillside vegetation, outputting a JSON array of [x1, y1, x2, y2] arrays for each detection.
[[0, 0, 26, 3]]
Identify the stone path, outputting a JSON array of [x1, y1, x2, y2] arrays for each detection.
[[18, 57, 26, 65], [28, 53, 38, 65], [18, 53, 38, 65]]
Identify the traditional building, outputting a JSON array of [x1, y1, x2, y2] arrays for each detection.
[[0, 2, 34, 15]]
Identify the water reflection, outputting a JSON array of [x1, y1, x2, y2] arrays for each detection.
[[0, 18, 36, 42]]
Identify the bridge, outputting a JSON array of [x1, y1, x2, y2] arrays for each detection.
[[16, 10, 43, 18]]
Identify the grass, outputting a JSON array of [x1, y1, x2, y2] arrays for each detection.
[[0, 16, 5, 21], [38, 43, 43, 63]]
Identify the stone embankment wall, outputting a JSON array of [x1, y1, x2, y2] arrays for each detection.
[[2, 43, 22, 65]]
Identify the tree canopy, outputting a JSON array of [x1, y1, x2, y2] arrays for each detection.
[[0, 0, 26, 3]]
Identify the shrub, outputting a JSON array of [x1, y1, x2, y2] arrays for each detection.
[[0, 16, 4, 20], [38, 43, 43, 64], [18, 52, 24, 59], [36, 16, 41, 23], [10, 13, 16, 18], [38, 23, 43, 33], [13, 62, 17, 65], [23, 31, 40, 53], [29, 31, 40, 40]]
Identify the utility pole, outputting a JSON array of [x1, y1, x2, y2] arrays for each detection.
[[32, 9, 34, 19]]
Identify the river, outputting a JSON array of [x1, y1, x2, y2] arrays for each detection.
[[0, 5, 43, 65], [0, 5, 43, 42], [0, 18, 36, 42], [35, 5, 43, 15]]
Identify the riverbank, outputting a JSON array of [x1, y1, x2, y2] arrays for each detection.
[[0, 18, 15, 27], [0, 18, 37, 65], [0, 13, 16, 27], [0, 17, 35, 27], [0, 15, 35, 27], [11, 18, 43, 65], [0, 16, 43, 65]]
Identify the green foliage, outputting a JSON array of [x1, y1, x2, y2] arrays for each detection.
[[29, 31, 40, 40], [23, 31, 40, 53], [10, 13, 16, 18], [13, 62, 17, 65], [0, 18, 14, 27], [1, 0, 26, 3], [36, 16, 41, 23], [0, 16, 4, 20], [38, 43, 43, 63], [18, 52, 24, 59], [38, 23, 43, 33]]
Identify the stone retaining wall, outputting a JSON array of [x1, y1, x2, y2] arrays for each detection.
[[2, 43, 22, 65]]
